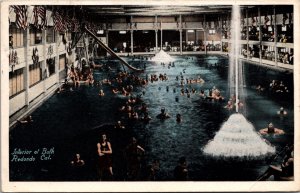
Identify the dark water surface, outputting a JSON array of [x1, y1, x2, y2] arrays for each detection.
[[9, 55, 294, 181]]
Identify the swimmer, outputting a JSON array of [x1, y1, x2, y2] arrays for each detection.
[[199, 90, 206, 99], [114, 120, 125, 129], [18, 115, 33, 124], [70, 153, 85, 167], [259, 123, 285, 135], [156, 108, 171, 120], [224, 99, 234, 110], [278, 107, 287, 115], [176, 114, 182, 123], [141, 112, 152, 123], [99, 89, 105, 97], [112, 88, 119, 94]]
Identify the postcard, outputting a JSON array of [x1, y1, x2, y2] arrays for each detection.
[[1, 0, 299, 192]]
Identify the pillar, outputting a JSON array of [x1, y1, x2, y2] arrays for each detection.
[[273, 6, 277, 66], [179, 15, 182, 55], [24, 27, 30, 106], [204, 14, 207, 54], [155, 30, 158, 53], [55, 32, 60, 83], [258, 7, 262, 64], [195, 30, 198, 46], [42, 28, 47, 95], [160, 22, 163, 51], [180, 30, 183, 55], [186, 30, 188, 46], [130, 16, 133, 55], [155, 15, 158, 53], [246, 8, 249, 60], [130, 30, 133, 55], [106, 30, 109, 56]]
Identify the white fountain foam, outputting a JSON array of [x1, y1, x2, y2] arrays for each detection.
[[203, 113, 275, 158], [151, 50, 174, 63]]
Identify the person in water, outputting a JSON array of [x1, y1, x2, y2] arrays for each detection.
[[125, 137, 145, 180], [267, 123, 276, 133], [156, 108, 171, 120], [257, 150, 294, 181], [97, 134, 113, 179], [176, 114, 182, 123], [114, 120, 125, 129], [278, 107, 287, 115], [99, 89, 105, 97], [18, 115, 33, 124], [141, 112, 152, 123], [174, 157, 188, 181], [70, 153, 85, 180], [70, 153, 85, 167]]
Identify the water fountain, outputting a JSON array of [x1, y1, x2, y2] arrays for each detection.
[[203, 5, 275, 159], [151, 50, 175, 63]]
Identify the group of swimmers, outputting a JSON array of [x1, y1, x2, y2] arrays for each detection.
[[33, 56, 294, 181]]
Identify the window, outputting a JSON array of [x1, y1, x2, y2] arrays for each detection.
[[47, 58, 56, 76], [9, 68, 24, 97], [46, 27, 56, 43], [209, 29, 216, 35], [29, 62, 42, 86], [9, 24, 25, 48], [29, 25, 42, 45], [59, 54, 66, 70]]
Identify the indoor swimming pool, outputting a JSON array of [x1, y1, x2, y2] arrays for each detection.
[[9, 55, 294, 181]]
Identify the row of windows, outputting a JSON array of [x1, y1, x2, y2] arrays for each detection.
[[9, 24, 58, 48], [9, 55, 66, 97]]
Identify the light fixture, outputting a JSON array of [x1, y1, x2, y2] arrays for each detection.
[[187, 30, 195, 33], [119, 31, 126, 34], [143, 30, 149, 33], [97, 30, 104, 34]]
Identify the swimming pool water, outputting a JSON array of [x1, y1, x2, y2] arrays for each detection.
[[9, 55, 294, 181]]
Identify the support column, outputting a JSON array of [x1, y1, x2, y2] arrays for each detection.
[[179, 30, 183, 55], [273, 6, 277, 66], [155, 15, 158, 53], [42, 28, 47, 95], [246, 8, 249, 60], [106, 30, 109, 56], [130, 16, 133, 55], [258, 7, 262, 64], [195, 30, 198, 46], [186, 30, 188, 45], [130, 30, 133, 55], [160, 21, 163, 51], [179, 15, 182, 55], [204, 14, 207, 54], [24, 27, 30, 106], [155, 30, 158, 53], [55, 32, 60, 84]]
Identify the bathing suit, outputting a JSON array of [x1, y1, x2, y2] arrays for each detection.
[[267, 127, 275, 133], [99, 142, 112, 169]]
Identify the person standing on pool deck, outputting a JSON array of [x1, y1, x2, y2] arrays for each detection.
[[97, 134, 113, 180]]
